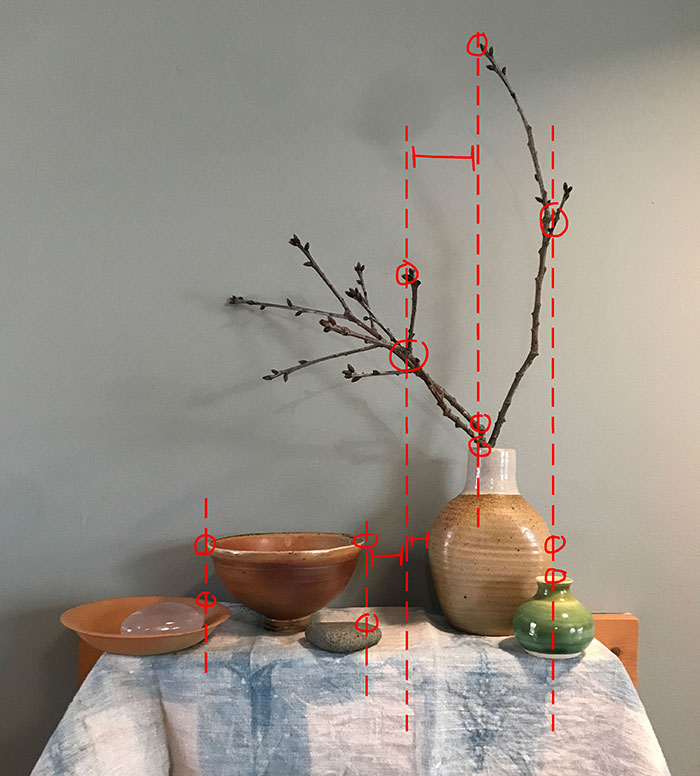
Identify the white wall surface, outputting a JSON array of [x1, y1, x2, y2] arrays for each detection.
[[2, 2, 699, 773]]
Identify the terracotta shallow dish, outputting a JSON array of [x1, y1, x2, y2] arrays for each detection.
[[60, 596, 230, 656], [211, 532, 363, 633]]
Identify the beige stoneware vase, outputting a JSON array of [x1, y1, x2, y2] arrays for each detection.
[[429, 448, 550, 635]]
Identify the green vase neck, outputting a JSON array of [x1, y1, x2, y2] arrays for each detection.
[[535, 576, 574, 599]]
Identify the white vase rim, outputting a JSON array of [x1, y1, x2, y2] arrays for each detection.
[[461, 447, 519, 495]]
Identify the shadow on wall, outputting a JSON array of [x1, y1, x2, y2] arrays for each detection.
[[353, 67, 440, 148], [340, 452, 452, 613]]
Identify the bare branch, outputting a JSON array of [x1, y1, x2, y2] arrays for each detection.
[[481, 45, 548, 202], [406, 271, 420, 351], [227, 42, 573, 449], [263, 345, 380, 382], [354, 263, 378, 334], [342, 365, 402, 382], [478, 44, 574, 447], [488, 181, 573, 446], [346, 286, 397, 342], [228, 295, 342, 319], [319, 318, 387, 347], [289, 235, 352, 315]]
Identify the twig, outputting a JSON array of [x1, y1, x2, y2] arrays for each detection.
[[480, 44, 574, 447], [354, 263, 378, 334], [228, 295, 342, 320], [407, 272, 420, 350], [264, 345, 379, 382], [342, 365, 401, 382]]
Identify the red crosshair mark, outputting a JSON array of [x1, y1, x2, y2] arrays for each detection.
[[194, 498, 214, 673]]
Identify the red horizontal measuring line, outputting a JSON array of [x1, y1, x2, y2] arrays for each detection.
[[414, 153, 475, 161]]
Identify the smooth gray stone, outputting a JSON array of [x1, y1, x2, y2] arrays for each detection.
[[305, 621, 382, 653]]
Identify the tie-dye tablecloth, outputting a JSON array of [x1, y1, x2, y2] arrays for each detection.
[[33, 604, 670, 775]]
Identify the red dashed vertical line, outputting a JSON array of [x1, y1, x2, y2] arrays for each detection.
[[203, 499, 209, 675], [403, 124, 411, 732], [549, 123, 557, 731], [474, 53, 482, 526]]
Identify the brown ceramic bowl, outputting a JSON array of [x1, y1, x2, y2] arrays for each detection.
[[211, 532, 363, 633], [60, 596, 230, 656]]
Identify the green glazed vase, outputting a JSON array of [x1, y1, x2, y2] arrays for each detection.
[[513, 576, 595, 658]]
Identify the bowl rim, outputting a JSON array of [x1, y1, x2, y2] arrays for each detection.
[[60, 596, 230, 640], [210, 531, 364, 556]]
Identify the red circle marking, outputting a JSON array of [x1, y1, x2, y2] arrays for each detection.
[[466, 32, 488, 57], [389, 339, 429, 372], [539, 203, 569, 238]]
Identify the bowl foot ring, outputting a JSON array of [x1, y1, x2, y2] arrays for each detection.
[[263, 615, 311, 633]]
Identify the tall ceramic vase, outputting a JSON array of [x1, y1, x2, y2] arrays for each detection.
[[429, 448, 551, 635]]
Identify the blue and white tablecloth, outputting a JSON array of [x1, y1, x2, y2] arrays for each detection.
[[33, 604, 670, 775]]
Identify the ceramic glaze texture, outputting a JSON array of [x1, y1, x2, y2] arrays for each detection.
[[429, 449, 550, 635], [513, 576, 595, 657]]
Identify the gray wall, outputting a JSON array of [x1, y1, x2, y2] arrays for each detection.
[[2, 2, 699, 774]]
